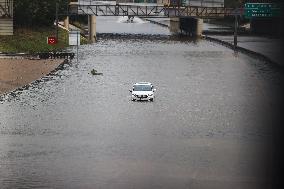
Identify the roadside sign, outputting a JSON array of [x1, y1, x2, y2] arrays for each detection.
[[47, 37, 57, 45], [245, 3, 281, 18], [69, 30, 80, 46], [69, 30, 80, 62]]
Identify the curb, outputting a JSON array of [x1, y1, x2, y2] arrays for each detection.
[[0, 52, 75, 60], [144, 18, 169, 28]]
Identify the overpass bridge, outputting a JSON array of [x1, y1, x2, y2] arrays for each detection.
[[66, 0, 242, 42], [69, 1, 240, 18]]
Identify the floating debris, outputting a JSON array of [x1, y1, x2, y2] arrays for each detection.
[[91, 69, 103, 76]]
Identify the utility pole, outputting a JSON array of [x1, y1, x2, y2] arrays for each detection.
[[234, 14, 238, 49], [56, 2, 59, 40], [77, 30, 79, 63]]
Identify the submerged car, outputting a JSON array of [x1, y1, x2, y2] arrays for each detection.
[[130, 82, 156, 101]]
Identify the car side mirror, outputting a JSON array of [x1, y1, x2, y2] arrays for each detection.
[[129, 89, 132, 92], [153, 89, 156, 92]]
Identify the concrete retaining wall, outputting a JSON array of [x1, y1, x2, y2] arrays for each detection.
[[0, 18, 13, 35]]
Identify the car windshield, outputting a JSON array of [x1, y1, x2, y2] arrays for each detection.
[[133, 85, 152, 91]]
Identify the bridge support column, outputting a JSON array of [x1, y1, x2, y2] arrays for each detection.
[[64, 16, 69, 30], [169, 17, 180, 34], [180, 17, 203, 37], [88, 15, 96, 43], [195, 18, 203, 36]]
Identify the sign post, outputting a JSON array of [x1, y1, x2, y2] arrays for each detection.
[[231, 9, 242, 49], [56, 3, 59, 40], [234, 14, 238, 49], [47, 36, 58, 45], [69, 30, 80, 62]]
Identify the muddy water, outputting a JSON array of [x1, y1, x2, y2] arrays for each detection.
[[0, 18, 283, 189]]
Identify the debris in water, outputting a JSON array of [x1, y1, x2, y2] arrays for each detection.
[[91, 69, 103, 75]]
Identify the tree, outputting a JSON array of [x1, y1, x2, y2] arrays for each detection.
[[14, 0, 68, 27], [224, 0, 244, 8]]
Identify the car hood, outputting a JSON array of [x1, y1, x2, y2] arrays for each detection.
[[132, 91, 153, 95]]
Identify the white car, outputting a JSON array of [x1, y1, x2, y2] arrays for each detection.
[[130, 82, 156, 101]]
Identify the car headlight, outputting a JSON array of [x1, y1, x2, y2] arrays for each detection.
[[148, 94, 153, 96]]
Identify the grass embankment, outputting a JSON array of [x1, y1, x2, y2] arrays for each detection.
[[0, 27, 87, 53]]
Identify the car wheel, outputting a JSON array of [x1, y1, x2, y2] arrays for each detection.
[[150, 98, 153, 102], [132, 98, 136, 101]]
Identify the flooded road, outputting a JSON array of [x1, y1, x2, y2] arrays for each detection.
[[0, 17, 283, 189]]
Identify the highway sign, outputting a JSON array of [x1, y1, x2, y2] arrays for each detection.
[[69, 30, 80, 46], [245, 3, 281, 18], [47, 37, 57, 45]]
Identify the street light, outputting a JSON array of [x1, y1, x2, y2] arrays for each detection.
[[56, 2, 59, 41]]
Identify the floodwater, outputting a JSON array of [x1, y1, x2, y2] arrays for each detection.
[[0, 17, 283, 189]]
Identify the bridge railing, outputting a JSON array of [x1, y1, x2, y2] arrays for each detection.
[[70, 3, 237, 18], [0, 0, 13, 18]]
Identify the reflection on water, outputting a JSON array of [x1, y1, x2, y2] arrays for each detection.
[[97, 16, 171, 35], [116, 16, 148, 24], [0, 18, 282, 189]]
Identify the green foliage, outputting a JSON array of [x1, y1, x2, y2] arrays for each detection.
[[0, 27, 68, 53], [14, 0, 68, 27], [0, 26, 88, 53], [224, 0, 244, 8]]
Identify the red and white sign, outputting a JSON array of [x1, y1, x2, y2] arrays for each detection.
[[47, 37, 58, 45]]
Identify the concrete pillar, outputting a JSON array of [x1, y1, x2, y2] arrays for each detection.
[[169, 17, 180, 34], [179, 17, 203, 37], [195, 18, 203, 37], [64, 16, 69, 30], [88, 15, 96, 43]]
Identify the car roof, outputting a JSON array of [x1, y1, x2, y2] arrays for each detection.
[[134, 82, 152, 85]]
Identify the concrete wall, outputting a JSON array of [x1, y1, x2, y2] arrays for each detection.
[[0, 18, 13, 35], [116, 0, 135, 3], [184, 0, 224, 7], [157, 0, 169, 5], [116, 0, 157, 3]]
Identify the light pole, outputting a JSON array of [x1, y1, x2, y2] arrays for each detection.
[[234, 14, 238, 49], [56, 2, 59, 40], [77, 30, 79, 63]]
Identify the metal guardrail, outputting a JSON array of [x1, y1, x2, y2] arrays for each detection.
[[0, 52, 75, 60], [37, 52, 75, 60]]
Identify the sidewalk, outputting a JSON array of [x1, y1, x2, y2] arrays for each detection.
[[0, 58, 64, 95], [208, 35, 283, 66]]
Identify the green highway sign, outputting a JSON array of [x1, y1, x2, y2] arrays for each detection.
[[245, 3, 281, 18]]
